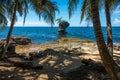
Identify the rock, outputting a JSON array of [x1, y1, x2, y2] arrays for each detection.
[[43, 48, 57, 55], [58, 21, 70, 35], [0, 36, 31, 45], [11, 36, 31, 45]]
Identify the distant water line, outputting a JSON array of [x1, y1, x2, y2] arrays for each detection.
[[0, 26, 120, 44]]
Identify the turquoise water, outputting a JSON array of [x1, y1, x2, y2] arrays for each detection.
[[0, 27, 120, 44]]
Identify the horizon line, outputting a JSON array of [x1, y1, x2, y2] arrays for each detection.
[[6, 26, 120, 27]]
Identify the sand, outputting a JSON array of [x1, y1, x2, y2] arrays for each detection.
[[0, 37, 120, 80]]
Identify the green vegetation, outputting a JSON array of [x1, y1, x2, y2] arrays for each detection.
[[0, 0, 120, 80], [0, 0, 59, 58], [68, 0, 120, 79]]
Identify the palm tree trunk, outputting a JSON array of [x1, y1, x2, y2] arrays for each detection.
[[105, 0, 113, 56], [90, 0, 119, 80], [2, 0, 18, 58]]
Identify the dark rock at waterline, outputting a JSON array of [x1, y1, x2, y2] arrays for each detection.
[[58, 21, 70, 34], [0, 36, 31, 45], [11, 36, 31, 45]]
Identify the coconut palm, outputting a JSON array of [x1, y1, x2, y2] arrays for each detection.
[[90, 0, 119, 79], [79, 0, 120, 56], [1, 0, 29, 58], [104, 0, 120, 56], [56, 17, 63, 24], [68, 0, 120, 79], [1, 0, 58, 57]]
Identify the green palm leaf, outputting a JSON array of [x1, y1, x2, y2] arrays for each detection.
[[68, 0, 79, 19], [30, 0, 59, 26], [0, 2, 7, 31]]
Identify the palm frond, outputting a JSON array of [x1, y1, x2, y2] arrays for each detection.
[[80, 0, 87, 23], [68, 0, 79, 19], [0, 13, 7, 31], [30, 0, 59, 26], [21, 0, 30, 25], [80, 0, 92, 25], [109, 0, 120, 12], [0, 2, 7, 31]]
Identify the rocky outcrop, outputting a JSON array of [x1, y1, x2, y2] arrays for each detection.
[[0, 36, 31, 45], [0, 36, 31, 54], [58, 21, 70, 34], [11, 36, 31, 45]]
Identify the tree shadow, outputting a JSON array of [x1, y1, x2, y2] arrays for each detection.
[[0, 48, 108, 80], [113, 52, 120, 66]]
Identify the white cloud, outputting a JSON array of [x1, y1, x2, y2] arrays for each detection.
[[113, 18, 120, 25], [7, 21, 51, 26]]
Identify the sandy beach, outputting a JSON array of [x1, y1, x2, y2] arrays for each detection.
[[0, 37, 119, 80]]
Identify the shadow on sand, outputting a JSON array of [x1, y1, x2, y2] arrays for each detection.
[[0, 49, 113, 80]]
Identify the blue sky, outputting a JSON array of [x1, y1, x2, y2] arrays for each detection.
[[8, 0, 120, 27]]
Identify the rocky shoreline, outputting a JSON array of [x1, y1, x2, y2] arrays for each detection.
[[0, 36, 120, 64], [0, 36, 120, 57], [0, 36, 120, 80]]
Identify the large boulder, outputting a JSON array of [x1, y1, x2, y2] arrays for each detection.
[[11, 36, 31, 45], [58, 21, 70, 34]]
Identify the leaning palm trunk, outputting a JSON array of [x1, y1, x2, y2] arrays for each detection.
[[2, 0, 18, 58], [105, 0, 113, 56], [90, 0, 119, 80]]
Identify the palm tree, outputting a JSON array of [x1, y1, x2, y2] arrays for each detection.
[[104, 0, 120, 56], [68, 0, 120, 79], [1, 0, 29, 58], [90, 0, 119, 79], [105, 0, 113, 56], [81, 0, 120, 56], [1, 0, 58, 58]]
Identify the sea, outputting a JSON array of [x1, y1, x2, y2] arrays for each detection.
[[0, 26, 120, 44]]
